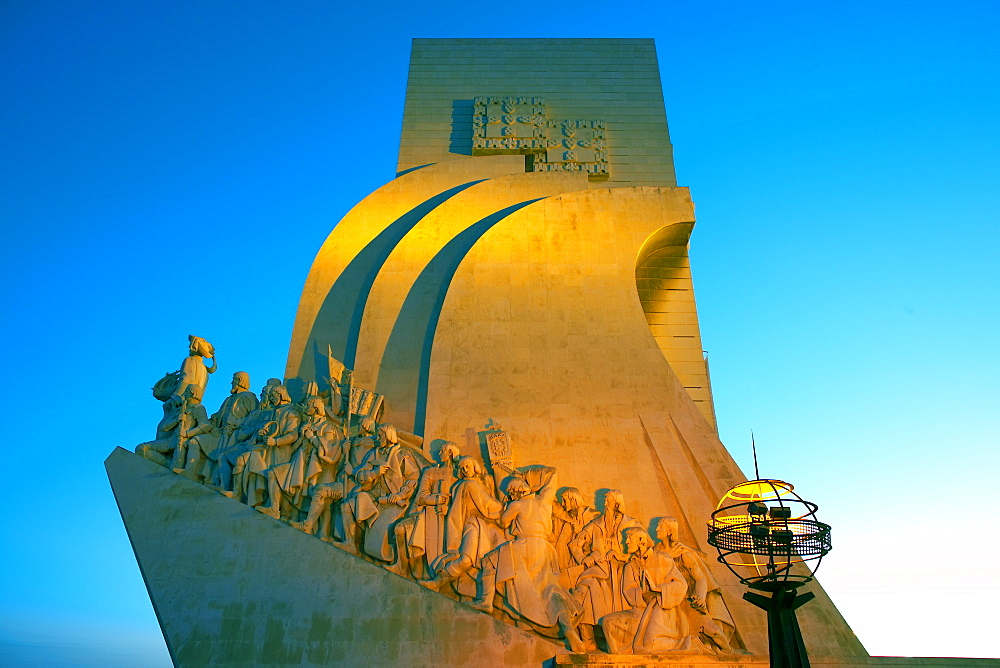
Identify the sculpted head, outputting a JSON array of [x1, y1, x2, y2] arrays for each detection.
[[457, 456, 481, 479], [656, 517, 680, 544], [231, 371, 250, 394], [305, 396, 325, 418], [260, 378, 281, 406], [559, 487, 583, 513], [188, 335, 214, 358], [437, 441, 460, 465], [506, 478, 531, 501], [377, 423, 398, 448], [272, 384, 291, 405], [604, 489, 624, 516], [623, 527, 651, 555]]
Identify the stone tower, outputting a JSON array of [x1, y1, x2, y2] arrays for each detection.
[[110, 39, 881, 665], [282, 38, 864, 658]]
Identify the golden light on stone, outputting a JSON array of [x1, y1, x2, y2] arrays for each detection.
[[107, 39, 887, 665]]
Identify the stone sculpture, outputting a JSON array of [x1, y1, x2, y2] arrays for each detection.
[[295, 416, 376, 542], [233, 384, 301, 509], [261, 394, 343, 521], [137, 384, 215, 482], [552, 486, 600, 587], [601, 527, 691, 653], [137, 394, 184, 467], [421, 456, 505, 597], [395, 441, 460, 579], [283, 396, 346, 534], [209, 371, 259, 489], [176, 335, 217, 400], [569, 489, 643, 650], [221, 379, 279, 495], [170, 384, 217, 482], [653, 517, 734, 653], [136, 351, 731, 656], [340, 423, 422, 561], [472, 468, 587, 652]]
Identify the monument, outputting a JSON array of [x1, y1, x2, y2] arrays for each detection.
[[107, 39, 991, 667]]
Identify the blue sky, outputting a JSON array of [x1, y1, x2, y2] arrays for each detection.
[[1, 1, 997, 663]]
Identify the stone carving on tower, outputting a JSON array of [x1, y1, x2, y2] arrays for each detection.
[[471, 95, 609, 179]]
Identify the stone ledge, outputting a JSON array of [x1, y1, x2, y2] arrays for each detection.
[[106, 447, 562, 667]]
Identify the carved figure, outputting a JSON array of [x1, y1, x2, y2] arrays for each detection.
[[289, 419, 347, 540], [233, 384, 301, 508], [472, 468, 586, 652], [171, 384, 217, 482], [210, 372, 259, 489], [395, 441, 460, 579], [261, 394, 342, 520], [568, 489, 643, 650], [552, 487, 600, 585], [135, 345, 739, 652], [420, 456, 505, 596], [296, 416, 377, 542], [137, 394, 184, 466], [600, 527, 690, 653], [654, 517, 734, 653], [175, 335, 217, 400], [222, 379, 281, 495], [343, 416, 377, 478], [340, 424, 420, 562]]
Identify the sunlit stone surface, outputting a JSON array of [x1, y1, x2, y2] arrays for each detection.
[[110, 39, 994, 667]]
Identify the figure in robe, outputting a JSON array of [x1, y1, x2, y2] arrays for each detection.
[[472, 468, 586, 653], [601, 527, 692, 654], [653, 517, 735, 653], [209, 371, 259, 489], [551, 487, 599, 588], [136, 394, 184, 467], [261, 393, 342, 521], [296, 416, 377, 542], [233, 384, 301, 509], [419, 456, 505, 597], [394, 441, 460, 579], [224, 379, 280, 497], [339, 424, 420, 562], [171, 383, 217, 482], [175, 335, 217, 400], [568, 489, 642, 651], [342, 416, 378, 482]]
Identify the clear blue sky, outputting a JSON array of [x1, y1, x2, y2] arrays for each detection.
[[2, 1, 997, 664]]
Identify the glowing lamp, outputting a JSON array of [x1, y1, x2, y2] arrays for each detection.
[[707, 478, 832, 668], [707, 479, 830, 587]]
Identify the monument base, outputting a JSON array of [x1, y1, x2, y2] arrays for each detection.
[[106, 447, 561, 667]]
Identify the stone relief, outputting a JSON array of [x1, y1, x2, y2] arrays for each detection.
[[135, 338, 740, 655], [470, 95, 610, 180]]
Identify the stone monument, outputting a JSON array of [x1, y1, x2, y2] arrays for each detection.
[[108, 39, 992, 667]]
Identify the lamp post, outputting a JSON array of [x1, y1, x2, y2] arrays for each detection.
[[706, 479, 831, 668]]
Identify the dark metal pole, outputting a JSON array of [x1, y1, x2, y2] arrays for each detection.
[[743, 584, 815, 668]]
